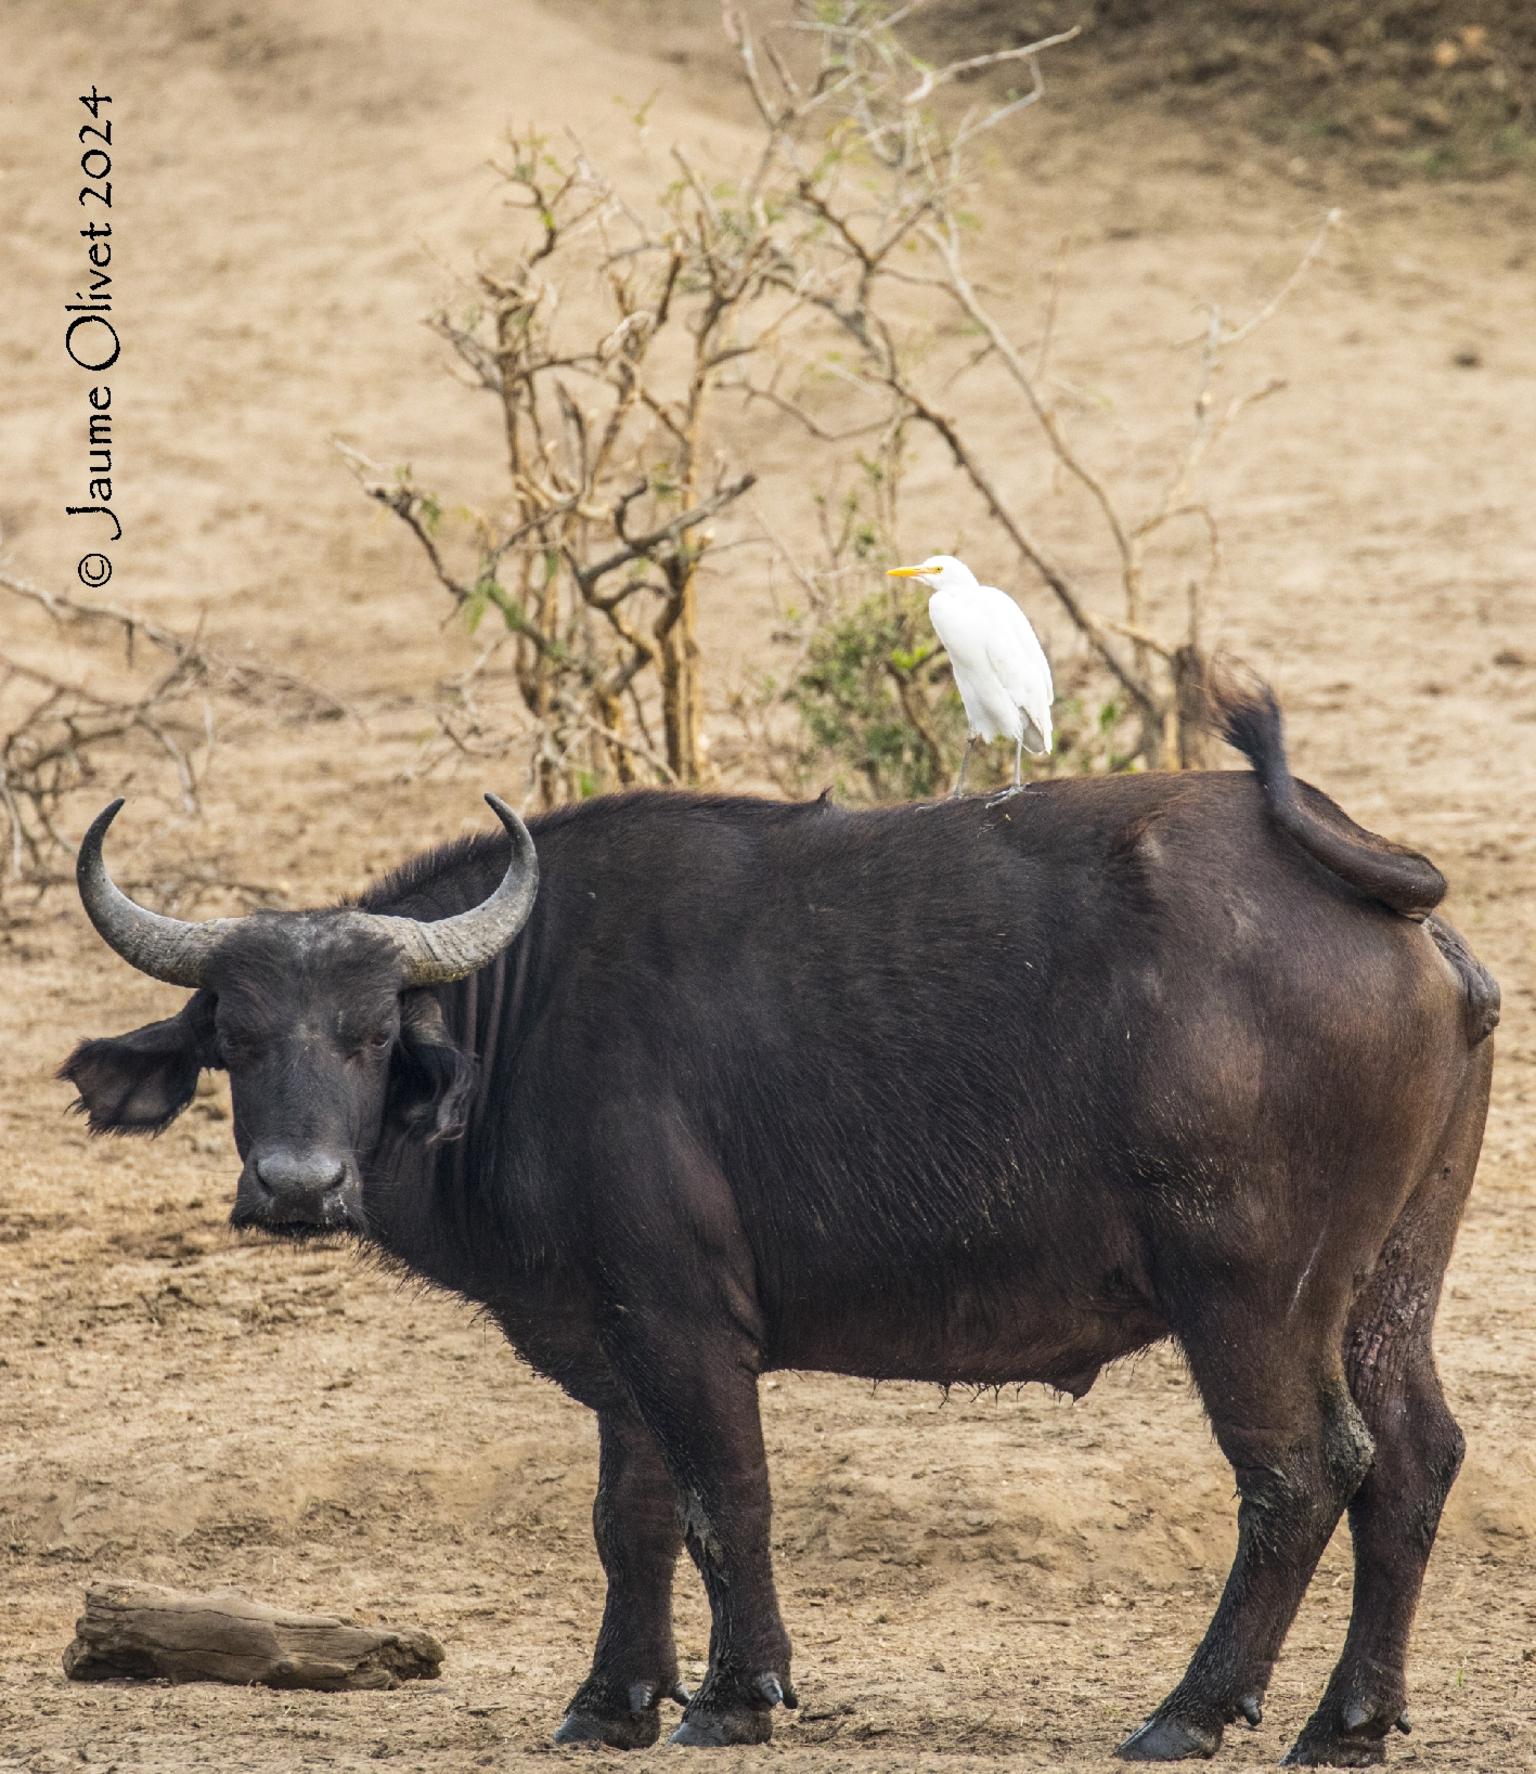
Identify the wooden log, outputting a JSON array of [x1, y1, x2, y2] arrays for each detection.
[[63, 1579, 445, 1690]]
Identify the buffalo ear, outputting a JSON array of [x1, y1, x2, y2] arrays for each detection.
[[59, 993, 219, 1135], [392, 991, 475, 1143]]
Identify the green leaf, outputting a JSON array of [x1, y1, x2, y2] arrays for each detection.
[[464, 574, 495, 635]]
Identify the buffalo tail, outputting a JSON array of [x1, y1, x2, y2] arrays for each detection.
[[1209, 669, 1447, 922]]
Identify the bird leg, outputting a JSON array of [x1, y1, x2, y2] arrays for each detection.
[[950, 735, 978, 799], [985, 738, 1032, 809]]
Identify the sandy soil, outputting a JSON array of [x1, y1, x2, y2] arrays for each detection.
[[3, 2, 1535, 1769]]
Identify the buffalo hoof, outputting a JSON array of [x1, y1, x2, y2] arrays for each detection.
[[1283, 1695, 1409, 1767], [669, 1671, 796, 1748], [555, 1709, 660, 1750], [1116, 1713, 1222, 1761], [1282, 1735, 1386, 1769], [555, 1679, 685, 1750]]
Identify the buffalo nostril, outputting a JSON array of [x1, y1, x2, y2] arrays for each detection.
[[253, 1149, 347, 1206]]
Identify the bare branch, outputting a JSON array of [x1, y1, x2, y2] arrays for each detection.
[[0, 570, 351, 720], [1181, 208, 1343, 351], [900, 25, 1082, 105], [575, 474, 758, 594]]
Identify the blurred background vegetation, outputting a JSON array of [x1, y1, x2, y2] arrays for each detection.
[[937, 2, 1535, 182]]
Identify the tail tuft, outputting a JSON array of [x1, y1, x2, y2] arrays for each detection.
[[1206, 664, 1289, 796]]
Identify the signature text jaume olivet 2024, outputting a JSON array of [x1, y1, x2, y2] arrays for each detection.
[[66, 87, 119, 590]]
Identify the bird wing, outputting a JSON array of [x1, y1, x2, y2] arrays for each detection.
[[977, 586, 1053, 752], [927, 590, 1003, 737]]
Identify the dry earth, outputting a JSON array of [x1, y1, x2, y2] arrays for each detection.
[[3, 2, 1535, 1770]]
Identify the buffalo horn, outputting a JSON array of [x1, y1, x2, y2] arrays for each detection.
[[77, 794, 538, 990], [76, 799, 241, 987], [369, 794, 539, 985]]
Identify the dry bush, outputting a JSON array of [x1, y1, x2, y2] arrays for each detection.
[[340, 132, 767, 805], [0, 570, 345, 908], [356, 1, 1334, 802]]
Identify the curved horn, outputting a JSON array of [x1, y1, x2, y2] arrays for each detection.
[[79, 794, 538, 994], [77, 799, 239, 987], [369, 794, 539, 986]]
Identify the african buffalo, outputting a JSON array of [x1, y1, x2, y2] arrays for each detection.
[[61, 680, 1497, 1765]]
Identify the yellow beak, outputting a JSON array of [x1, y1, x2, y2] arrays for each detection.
[[886, 565, 932, 579]]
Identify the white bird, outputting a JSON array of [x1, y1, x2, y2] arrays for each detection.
[[887, 554, 1054, 798]]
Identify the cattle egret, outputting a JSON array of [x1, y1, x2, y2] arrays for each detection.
[[887, 554, 1053, 798]]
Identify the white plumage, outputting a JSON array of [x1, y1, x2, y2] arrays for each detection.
[[887, 554, 1053, 797]]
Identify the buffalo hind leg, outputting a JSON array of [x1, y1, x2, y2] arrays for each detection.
[[1287, 1054, 1490, 1767], [1118, 1326, 1374, 1762], [608, 1343, 794, 1747], [1280, 1358, 1456, 1769], [555, 1407, 688, 1748]]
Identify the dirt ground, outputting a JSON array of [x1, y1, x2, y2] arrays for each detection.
[[3, 1, 1535, 1769]]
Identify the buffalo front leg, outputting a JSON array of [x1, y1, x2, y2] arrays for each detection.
[[610, 1348, 794, 1746], [555, 1407, 687, 1748], [1118, 1326, 1374, 1762]]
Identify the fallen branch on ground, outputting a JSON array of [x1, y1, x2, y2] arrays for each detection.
[[63, 1580, 444, 1692]]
